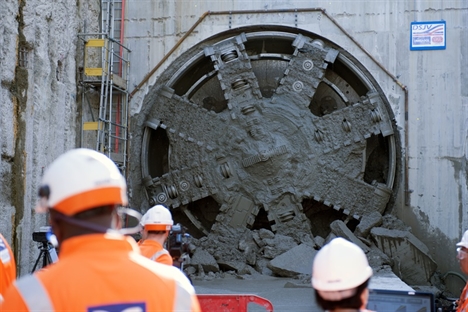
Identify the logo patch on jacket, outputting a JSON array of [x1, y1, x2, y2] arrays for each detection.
[[88, 302, 146, 312], [0, 237, 11, 263]]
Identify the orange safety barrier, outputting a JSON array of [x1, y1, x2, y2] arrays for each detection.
[[197, 294, 274, 312]]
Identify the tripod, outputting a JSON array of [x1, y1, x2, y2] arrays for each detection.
[[31, 241, 58, 273]]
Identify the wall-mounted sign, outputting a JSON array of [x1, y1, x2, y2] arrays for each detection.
[[410, 21, 446, 50]]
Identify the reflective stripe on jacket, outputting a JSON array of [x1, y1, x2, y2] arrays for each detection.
[[14, 275, 53, 310], [1, 233, 200, 311], [151, 249, 170, 261], [139, 239, 173, 265]]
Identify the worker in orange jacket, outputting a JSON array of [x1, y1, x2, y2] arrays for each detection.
[[138, 205, 174, 265], [0, 148, 200, 311], [0, 233, 16, 302]]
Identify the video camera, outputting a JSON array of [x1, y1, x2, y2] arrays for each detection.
[[33, 226, 51, 244], [168, 223, 190, 269], [32, 230, 49, 243], [31, 226, 58, 272]]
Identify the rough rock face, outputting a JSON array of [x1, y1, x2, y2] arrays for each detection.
[[0, 0, 99, 275]]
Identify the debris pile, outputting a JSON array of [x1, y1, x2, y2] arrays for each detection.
[[180, 213, 438, 289]]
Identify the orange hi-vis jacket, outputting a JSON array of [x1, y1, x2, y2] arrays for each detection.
[[138, 239, 173, 266], [458, 282, 468, 312], [0, 233, 16, 300], [0, 233, 200, 311]]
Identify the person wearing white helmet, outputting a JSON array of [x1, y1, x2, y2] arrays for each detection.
[[456, 230, 468, 311], [138, 205, 174, 265], [312, 237, 374, 312], [1, 148, 200, 312]]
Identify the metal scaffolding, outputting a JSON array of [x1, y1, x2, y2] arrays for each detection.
[[78, 0, 130, 176]]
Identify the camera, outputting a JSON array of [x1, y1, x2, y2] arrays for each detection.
[[168, 224, 187, 257], [32, 226, 52, 243], [31, 226, 58, 272], [32, 226, 58, 248], [32, 232, 48, 243]]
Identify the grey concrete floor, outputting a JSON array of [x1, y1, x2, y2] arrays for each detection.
[[192, 269, 414, 312]]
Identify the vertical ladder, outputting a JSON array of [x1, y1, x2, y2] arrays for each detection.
[[79, 0, 130, 176]]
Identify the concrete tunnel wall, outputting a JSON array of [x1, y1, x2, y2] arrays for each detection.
[[0, 0, 467, 281], [126, 0, 468, 278]]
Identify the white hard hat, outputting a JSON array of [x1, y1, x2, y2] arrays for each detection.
[[457, 230, 468, 248], [36, 148, 128, 215], [312, 237, 373, 301], [140, 205, 173, 231]]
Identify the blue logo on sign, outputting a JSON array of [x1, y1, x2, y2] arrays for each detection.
[[88, 302, 146, 312], [410, 21, 446, 50]]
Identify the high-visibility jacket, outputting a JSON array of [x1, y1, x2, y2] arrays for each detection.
[[458, 282, 468, 312], [0, 233, 16, 300], [0, 233, 200, 311], [138, 239, 173, 265]]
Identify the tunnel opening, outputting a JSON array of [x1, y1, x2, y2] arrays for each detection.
[[364, 134, 390, 185], [250, 207, 273, 232], [172, 55, 215, 96], [309, 82, 344, 116], [302, 198, 358, 238], [328, 58, 368, 97], [172, 196, 220, 239], [308, 58, 367, 117], [147, 126, 170, 178], [251, 59, 286, 98]]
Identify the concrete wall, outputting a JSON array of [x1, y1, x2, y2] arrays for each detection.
[[0, 0, 466, 278], [125, 0, 468, 276]]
